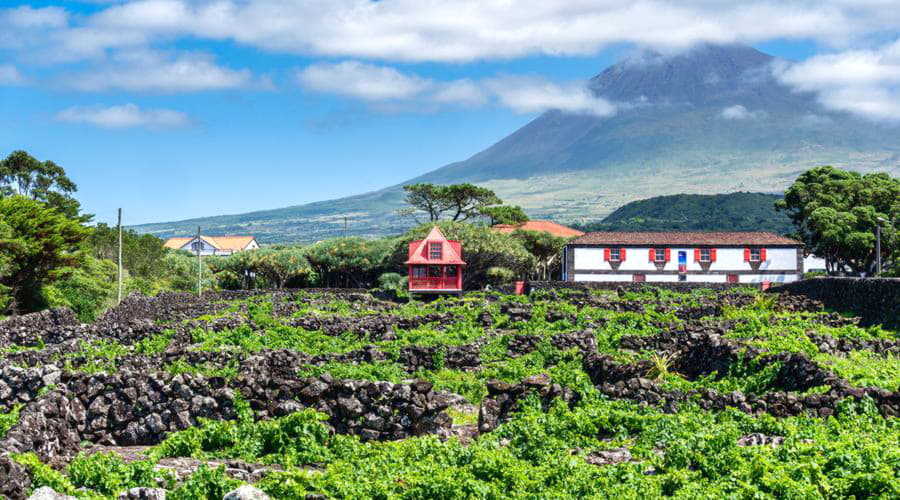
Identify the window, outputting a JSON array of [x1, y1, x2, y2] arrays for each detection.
[[445, 266, 458, 277], [412, 265, 427, 278], [609, 248, 621, 261], [191, 241, 203, 252], [700, 248, 711, 262], [750, 248, 761, 262], [654, 248, 666, 262], [678, 274, 687, 282], [428, 266, 443, 278], [429, 242, 442, 260]]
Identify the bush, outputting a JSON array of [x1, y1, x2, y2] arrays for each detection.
[[486, 266, 516, 287], [42, 256, 117, 322]]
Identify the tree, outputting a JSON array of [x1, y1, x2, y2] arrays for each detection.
[[394, 222, 535, 290], [776, 166, 899, 274], [511, 229, 570, 280], [304, 237, 396, 288], [0, 150, 87, 221], [0, 196, 90, 314], [480, 205, 529, 226], [88, 223, 168, 280], [403, 184, 452, 222], [402, 183, 502, 222], [443, 184, 501, 221]]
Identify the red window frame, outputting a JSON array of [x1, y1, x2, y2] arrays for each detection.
[[429, 242, 442, 260]]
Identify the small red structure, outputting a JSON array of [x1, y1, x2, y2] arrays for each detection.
[[405, 226, 465, 294]]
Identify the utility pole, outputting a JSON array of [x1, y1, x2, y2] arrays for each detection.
[[117, 208, 123, 304], [197, 225, 202, 297], [876, 224, 882, 276]]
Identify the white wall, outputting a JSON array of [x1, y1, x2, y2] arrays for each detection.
[[740, 274, 799, 283], [573, 273, 633, 282], [572, 246, 799, 272]]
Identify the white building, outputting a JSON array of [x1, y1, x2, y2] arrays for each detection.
[[563, 232, 803, 284], [164, 235, 259, 256]]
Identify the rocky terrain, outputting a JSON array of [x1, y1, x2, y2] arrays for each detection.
[[0, 286, 897, 498]]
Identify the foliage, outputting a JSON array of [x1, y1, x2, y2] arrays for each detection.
[[304, 237, 395, 288], [776, 166, 899, 274], [157, 252, 216, 294], [511, 229, 569, 280], [479, 204, 529, 225], [168, 464, 240, 500], [209, 246, 313, 290], [42, 256, 118, 322], [0, 195, 90, 315], [0, 404, 21, 438], [402, 183, 501, 222], [67, 452, 174, 497], [0, 150, 86, 221], [395, 222, 535, 289], [88, 223, 168, 281], [485, 266, 516, 287], [578, 192, 793, 233]]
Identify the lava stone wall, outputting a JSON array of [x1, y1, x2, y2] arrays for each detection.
[[774, 278, 900, 329]]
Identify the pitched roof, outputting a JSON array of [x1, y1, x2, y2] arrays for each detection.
[[207, 236, 257, 252], [405, 226, 466, 265], [569, 231, 801, 246], [493, 220, 585, 238], [163, 235, 257, 252]]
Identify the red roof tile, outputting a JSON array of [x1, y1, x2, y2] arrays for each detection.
[[570, 231, 801, 246]]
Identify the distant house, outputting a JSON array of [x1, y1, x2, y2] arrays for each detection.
[[163, 235, 259, 256], [563, 232, 803, 284], [492, 220, 585, 238]]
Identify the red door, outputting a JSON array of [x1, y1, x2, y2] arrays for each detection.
[[727, 274, 738, 283], [633, 274, 646, 283]]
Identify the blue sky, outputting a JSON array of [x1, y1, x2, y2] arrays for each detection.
[[2, 1, 899, 226]]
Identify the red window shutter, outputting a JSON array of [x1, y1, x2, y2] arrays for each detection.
[[603, 248, 610, 261], [710, 248, 717, 262], [620, 248, 627, 261], [744, 248, 751, 262], [648, 248, 654, 262], [760, 248, 767, 261], [694, 248, 701, 262], [664, 248, 671, 261]]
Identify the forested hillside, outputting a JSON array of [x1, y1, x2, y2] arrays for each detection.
[[577, 192, 792, 233]]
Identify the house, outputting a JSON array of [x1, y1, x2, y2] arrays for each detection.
[[163, 235, 259, 256], [492, 220, 585, 238], [563, 232, 803, 284], [405, 226, 465, 294]]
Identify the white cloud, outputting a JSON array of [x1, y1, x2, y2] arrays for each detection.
[[487, 76, 617, 117], [5, 1, 900, 65], [720, 104, 766, 120], [55, 103, 189, 128], [775, 39, 900, 121], [298, 61, 614, 116], [0, 64, 26, 85], [297, 61, 431, 101], [66, 50, 252, 92], [3, 6, 68, 29]]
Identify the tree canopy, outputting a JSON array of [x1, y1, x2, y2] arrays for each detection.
[[776, 166, 899, 274], [480, 205, 529, 226], [402, 183, 502, 222], [0, 150, 87, 221], [511, 229, 570, 280], [0, 195, 90, 314]]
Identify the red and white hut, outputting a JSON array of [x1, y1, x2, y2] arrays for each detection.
[[405, 226, 465, 294]]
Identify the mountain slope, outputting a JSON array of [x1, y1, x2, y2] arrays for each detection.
[[133, 44, 900, 243]]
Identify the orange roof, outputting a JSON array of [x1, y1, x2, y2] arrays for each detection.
[[164, 235, 257, 252], [207, 236, 257, 252], [405, 226, 466, 265], [163, 237, 192, 250], [493, 220, 585, 238]]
